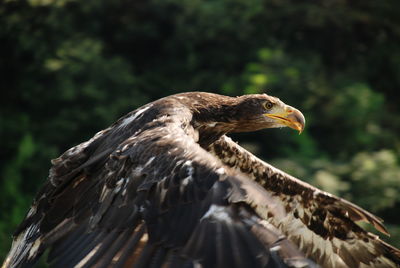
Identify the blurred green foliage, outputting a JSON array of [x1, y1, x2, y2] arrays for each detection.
[[1, 0, 400, 261]]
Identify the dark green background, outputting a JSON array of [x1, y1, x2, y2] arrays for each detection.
[[1, 0, 400, 262]]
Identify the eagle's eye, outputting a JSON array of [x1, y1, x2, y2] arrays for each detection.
[[264, 101, 274, 110]]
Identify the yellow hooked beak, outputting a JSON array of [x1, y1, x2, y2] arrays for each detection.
[[264, 106, 306, 133]]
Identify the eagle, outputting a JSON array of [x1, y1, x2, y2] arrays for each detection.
[[2, 92, 400, 268]]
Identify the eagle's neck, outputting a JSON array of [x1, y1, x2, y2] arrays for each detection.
[[194, 122, 233, 148], [170, 93, 244, 148], [188, 100, 241, 148]]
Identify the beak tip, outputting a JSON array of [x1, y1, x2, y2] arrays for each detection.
[[287, 108, 305, 134], [264, 106, 306, 133], [296, 124, 304, 134]]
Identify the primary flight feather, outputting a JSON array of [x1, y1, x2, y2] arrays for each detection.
[[3, 92, 400, 268]]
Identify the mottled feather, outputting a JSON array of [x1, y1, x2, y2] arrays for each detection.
[[2, 92, 399, 268]]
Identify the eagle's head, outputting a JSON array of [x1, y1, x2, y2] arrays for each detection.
[[231, 94, 305, 133], [178, 92, 305, 145]]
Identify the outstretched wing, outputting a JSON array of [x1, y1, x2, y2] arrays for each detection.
[[207, 135, 400, 268], [3, 104, 315, 268]]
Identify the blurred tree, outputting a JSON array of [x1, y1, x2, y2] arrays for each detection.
[[1, 0, 399, 261]]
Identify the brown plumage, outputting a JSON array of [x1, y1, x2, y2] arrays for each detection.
[[2, 92, 399, 268]]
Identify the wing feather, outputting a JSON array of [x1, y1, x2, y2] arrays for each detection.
[[3, 102, 314, 268], [207, 135, 400, 267]]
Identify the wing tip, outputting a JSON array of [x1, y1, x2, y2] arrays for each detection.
[[340, 197, 390, 236]]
